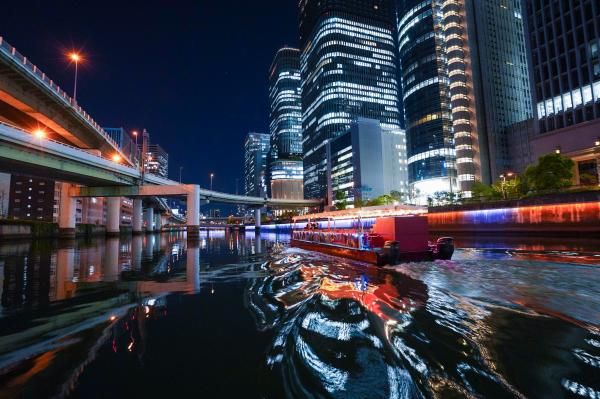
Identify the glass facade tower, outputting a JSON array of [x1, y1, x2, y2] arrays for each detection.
[[299, 0, 404, 200], [466, 0, 533, 180], [397, 0, 457, 199], [397, 0, 534, 198], [244, 132, 271, 197], [268, 47, 304, 200]]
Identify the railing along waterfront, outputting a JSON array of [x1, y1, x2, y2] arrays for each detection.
[[0, 36, 130, 164]]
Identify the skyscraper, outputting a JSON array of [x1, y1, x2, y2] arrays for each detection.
[[244, 132, 271, 197], [524, 0, 600, 186], [299, 0, 405, 200], [464, 0, 534, 180], [268, 47, 304, 200], [397, 0, 533, 199], [397, 0, 457, 198], [526, 0, 600, 134]]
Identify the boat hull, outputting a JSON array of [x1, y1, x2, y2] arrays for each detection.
[[290, 239, 445, 266]]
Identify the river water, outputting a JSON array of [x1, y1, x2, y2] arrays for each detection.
[[0, 231, 598, 398]]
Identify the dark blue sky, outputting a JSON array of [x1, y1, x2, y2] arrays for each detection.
[[2, 0, 298, 193]]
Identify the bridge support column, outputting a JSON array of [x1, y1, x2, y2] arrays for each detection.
[[255, 208, 262, 231], [187, 185, 200, 241], [58, 182, 77, 238], [154, 213, 162, 232], [132, 199, 143, 234], [144, 208, 155, 233], [106, 197, 121, 236]]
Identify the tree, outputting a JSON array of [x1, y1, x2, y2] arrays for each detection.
[[524, 153, 574, 192], [389, 190, 404, 203], [334, 190, 348, 210]]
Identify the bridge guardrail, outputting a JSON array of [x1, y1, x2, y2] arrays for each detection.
[[0, 36, 131, 164]]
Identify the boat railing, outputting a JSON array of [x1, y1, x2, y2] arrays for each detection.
[[292, 229, 382, 250]]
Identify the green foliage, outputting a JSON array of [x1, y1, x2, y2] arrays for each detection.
[[334, 190, 348, 210], [389, 190, 404, 202], [427, 191, 464, 207], [524, 153, 574, 192], [472, 181, 498, 201]]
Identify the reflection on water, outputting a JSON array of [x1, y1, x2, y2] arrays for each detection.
[[0, 231, 598, 398]]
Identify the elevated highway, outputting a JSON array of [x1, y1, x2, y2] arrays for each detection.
[[0, 37, 132, 165]]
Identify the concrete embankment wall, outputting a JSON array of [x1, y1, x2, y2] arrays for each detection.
[[427, 191, 600, 235]]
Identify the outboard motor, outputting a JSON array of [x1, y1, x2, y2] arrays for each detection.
[[383, 241, 400, 265], [436, 237, 455, 260]]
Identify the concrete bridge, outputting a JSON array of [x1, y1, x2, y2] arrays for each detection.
[[0, 36, 133, 165], [0, 36, 322, 238]]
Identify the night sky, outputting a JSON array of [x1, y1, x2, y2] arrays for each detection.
[[2, 1, 298, 193]]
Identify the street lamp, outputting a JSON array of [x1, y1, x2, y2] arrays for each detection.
[[499, 172, 515, 200], [210, 173, 214, 191], [555, 146, 562, 154], [595, 137, 600, 147], [132, 130, 139, 165], [179, 166, 184, 184], [33, 129, 46, 140], [68, 52, 83, 103], [112, 154, 122, 163]]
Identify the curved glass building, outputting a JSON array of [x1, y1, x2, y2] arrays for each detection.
[[268, 47, 304, 200], [299, 0, 404, 200], [397, 0, 458, 199]]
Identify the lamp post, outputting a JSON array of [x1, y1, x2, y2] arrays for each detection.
[[68, 52, 82, 103], [132, 130, 139, 166], [210, 173, 214, 191], [179, 166, 184, 184], [499, 172, 514, 199]]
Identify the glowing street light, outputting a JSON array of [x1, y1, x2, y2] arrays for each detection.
[[33, 129, 46, 139], [210, 173, 214, 191], [67, 51, 83, 103], [112, 154, 122, 163]]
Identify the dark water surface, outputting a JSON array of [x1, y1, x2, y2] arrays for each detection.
[[0, 231, 599, 398]]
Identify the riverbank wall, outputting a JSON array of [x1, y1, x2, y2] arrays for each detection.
[[427, 191, 600, 235]]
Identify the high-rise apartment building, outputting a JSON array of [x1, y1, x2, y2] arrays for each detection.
[[524, 0, 600, 186], [142, 144, 169, 179], [268, 47, 304, 200], [244, 132, 271, 197], [397, 0, 533, 199], [7, 175, 55, 221], [299, 0, 405, 200]]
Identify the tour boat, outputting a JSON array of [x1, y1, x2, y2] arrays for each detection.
[[291, 215, 454, 266]]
